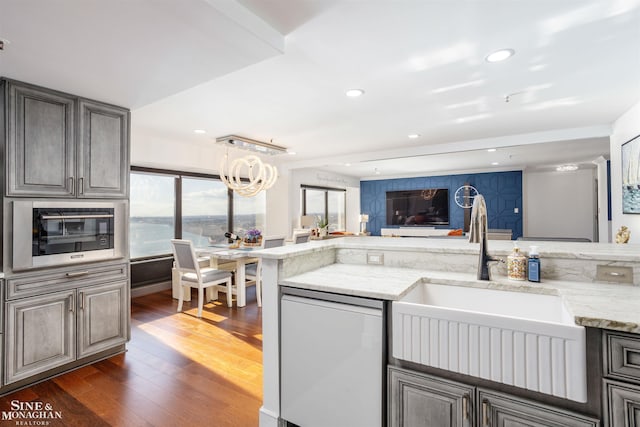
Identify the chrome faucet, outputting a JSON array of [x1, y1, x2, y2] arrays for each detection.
[[468, 194, 503, 280]]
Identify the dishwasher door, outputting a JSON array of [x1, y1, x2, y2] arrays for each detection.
[[280, 292, 384, 427]]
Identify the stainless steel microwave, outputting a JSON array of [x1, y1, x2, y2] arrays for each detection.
[[13, 201, 127, 270]]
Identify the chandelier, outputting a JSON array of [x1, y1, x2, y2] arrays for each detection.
[[421, 189, 438, 200], [216, 135, 286, 197]]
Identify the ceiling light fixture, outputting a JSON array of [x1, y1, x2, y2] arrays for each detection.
[[556, 164, 578, 172], [487, 148, 497, 152], [408, 134, 420, 139], [216, 135, 287, 197], [485, 48, 515, 63], [491, 162, 500, 166], [193, 129, 206, 134], [345, 163, 352, 167], [345, 89, 365, 97]]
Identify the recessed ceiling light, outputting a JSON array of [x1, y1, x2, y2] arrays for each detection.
[[345, 89, 365, 97], [193, 129, 206, 134], [491, 162, 500, 166], [487, 148, 497, 152], [556, 164, 578, 172], [345, 163, 351, 167], [485, 49, 515, 63], [287, 150, 296, 155], [408, 134, 420, 139]]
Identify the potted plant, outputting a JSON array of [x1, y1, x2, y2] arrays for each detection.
[[317, 217, 329, 238], [244, 228, 262, 246]]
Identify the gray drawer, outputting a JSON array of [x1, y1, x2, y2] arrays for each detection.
[[6, 262, 128, 300], [604, 330, 640, 384]]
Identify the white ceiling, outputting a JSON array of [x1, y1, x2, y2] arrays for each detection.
[[2, 1, 640, 178]]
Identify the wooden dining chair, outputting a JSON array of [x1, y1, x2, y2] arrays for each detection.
[[245, 235, 285, 307], [171, 239, 233, 317]]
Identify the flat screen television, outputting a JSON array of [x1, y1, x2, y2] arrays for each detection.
[[386, 189, 449, 226]]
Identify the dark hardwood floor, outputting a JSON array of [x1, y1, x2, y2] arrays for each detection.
[[0, 288, 263, 427]]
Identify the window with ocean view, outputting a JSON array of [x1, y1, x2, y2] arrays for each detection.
[[182, 177, 229, 246], [130, 167, 268, 262], [234, 190, 266, 236], [130, 172, 176, 258]]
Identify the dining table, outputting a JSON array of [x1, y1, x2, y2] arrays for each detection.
[[196, 245, 260, 308]]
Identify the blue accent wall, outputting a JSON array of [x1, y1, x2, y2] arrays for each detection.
[[361, 171, 523, 238]]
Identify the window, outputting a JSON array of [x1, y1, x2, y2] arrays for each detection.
[[234, 191, 266, 236], [129, 172, 176, 258], [301, 186, 347, 231], [182, 177, 229, 246], [129, 167, 267, 260]]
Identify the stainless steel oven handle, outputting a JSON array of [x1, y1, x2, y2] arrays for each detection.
[[66, 271, 90, 278], [41, 214, 114, 220]]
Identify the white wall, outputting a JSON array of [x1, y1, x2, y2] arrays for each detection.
[[523, 168, 596, 241], [611, 100, 640, 243]]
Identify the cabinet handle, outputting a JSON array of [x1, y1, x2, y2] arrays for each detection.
[[68, 294, 74, 313], [79, 292, 84, 310], [79, 177, 84, 194], [69, 177, 75, 194], [482, 401, 490, 427], [66, 271, 90, 278], [462, 394, 469, 421]]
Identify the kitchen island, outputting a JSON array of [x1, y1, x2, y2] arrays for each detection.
[[255, 237, 640, 427]]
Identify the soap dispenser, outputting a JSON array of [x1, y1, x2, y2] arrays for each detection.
[[507, 242, 527, 281], [528, 246, 541, 282]]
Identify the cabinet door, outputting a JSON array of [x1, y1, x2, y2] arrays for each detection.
[[478, 389, 599, 427], [604, 380, 640, 427], [5, 290, 76, 384], [77, 99, 129, 198], [389, 367, 474, 427], [6, 81, 75, 197], [77, 281, 128, 358]]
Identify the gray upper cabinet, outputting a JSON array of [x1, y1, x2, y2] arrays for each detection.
[[3, 79, 129, 198], [77, 99, 129, 198], [5, 80, 76, 197]]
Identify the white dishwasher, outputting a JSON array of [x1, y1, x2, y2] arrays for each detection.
[[280, 287, 384, 427]]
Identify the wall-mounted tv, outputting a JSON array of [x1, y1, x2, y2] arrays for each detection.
[[386, 189, 449, 226]]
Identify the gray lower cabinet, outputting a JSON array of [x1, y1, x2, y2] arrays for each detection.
[[4, 278, 129, 386], [77, 281, 128, 358], [389, 367, 475, 427], [478, 389, 599, 427], [603, 330, 640, 426], [604, 380, 640, 427], [2, 78, 129, 198], [389, 367, 598, 427], [5, 290, 76, 384]]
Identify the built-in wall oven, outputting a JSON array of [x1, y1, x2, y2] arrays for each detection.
[[13, 200, 127, 270]]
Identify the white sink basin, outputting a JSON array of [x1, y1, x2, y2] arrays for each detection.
[[392, 280, 587, 402]]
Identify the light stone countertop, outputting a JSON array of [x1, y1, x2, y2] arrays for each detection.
[[257, 236, 640, 262], [281, 263, 640, 333]]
